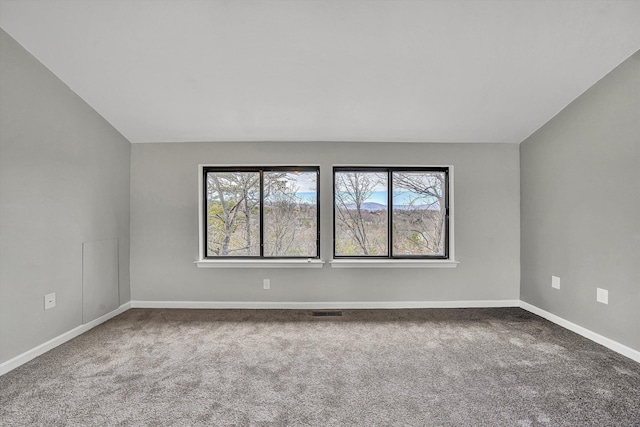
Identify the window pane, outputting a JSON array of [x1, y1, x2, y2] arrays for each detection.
[[392, 171, 446, 256], [334, 171, 388, 256], [206, 172, 260, 256], [263, 171, 318, 257]]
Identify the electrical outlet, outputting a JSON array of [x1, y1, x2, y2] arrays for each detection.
[[44, 293, 56, 310], [263, 279, 270, 290], [596, 288, 608, 304], [551, 276, 560, 290]]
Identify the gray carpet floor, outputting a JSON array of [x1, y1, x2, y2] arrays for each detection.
[[1, 308, 639, 426]]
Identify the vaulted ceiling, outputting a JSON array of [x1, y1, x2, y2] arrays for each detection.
[[1, 0, 639, 144]]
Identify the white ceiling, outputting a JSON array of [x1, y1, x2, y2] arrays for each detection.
[[1, 0, 639, 144]]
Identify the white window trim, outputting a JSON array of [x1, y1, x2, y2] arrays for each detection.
[[195, 259, 325, 269], [196, 164, 457, 269], [329, 259, 459, 268], [331, 164, 456, 266]]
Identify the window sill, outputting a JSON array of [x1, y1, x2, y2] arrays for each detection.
[[329, 259, 459, 269], [195, 259, 325, 269]]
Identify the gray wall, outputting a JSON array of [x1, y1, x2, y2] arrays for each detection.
[[0, 30, 131, 364], [131, 141, 519, 303], [521, 51, 640, 352]]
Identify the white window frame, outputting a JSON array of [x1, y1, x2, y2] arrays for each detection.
[[195, 164, 324, 268], [195, 163, 457, 269], [330, 164, 457, 269]]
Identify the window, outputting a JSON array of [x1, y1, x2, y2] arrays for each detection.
[[334, 167, 449, 259], [203, 167, 319, 258]]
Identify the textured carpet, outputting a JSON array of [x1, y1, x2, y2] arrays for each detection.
[[1, 308, 639, 426]]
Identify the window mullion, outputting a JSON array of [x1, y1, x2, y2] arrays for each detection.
[[259, 170, 264, 258], [388, 169, 393, 259]]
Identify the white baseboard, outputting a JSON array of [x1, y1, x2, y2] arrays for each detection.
[[130, 299, 521, 310], [519, 301, 640, 364], [3, 300, 637, 376], [0, 302, 131, 376]]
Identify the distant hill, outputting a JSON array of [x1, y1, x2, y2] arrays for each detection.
[[360, 202, 387, 211], [343, 202, 440, 212], [394, 203, 440, 211]]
